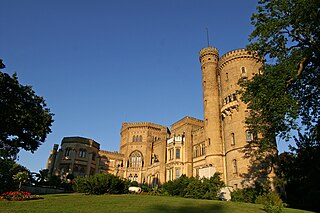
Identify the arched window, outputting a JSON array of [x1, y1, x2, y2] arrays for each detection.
[[139, 135, 143, 142], [128, 174, 133, 181], [129, 151, 143, 167], [133, 174, 138, 182], [233, 159, 238, 175], [132, 135, 135, 142], [176, 148, 180, 159], [241, 66, 246, 73]]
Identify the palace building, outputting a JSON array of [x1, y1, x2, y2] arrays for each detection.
[[47, 47, 264, 189]]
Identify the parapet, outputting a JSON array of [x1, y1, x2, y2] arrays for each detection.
[[218, 48, 260, 70], [61, 136, 100, 149], [199, 47, 219, 62], [121, 122, 167, 133]]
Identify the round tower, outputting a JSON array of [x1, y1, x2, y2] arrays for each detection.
[[199, 47, 224, 177], [218, 49, 262, 188]]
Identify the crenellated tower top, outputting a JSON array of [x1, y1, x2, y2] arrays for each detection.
[[199, 47, 219, 64]]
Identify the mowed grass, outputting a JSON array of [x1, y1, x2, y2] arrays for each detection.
[[0, 193, 312, 213]]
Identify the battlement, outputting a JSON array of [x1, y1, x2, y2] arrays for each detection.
[[121, 122, 167, 133], [218, 48, 260, 70], [199, 47, 219, 62]]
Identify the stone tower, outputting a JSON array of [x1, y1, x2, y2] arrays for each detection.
[[218, 49, 262, 187], [199, 47, 224, 180]]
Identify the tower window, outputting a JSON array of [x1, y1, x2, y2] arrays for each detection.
[[246, 131, 253, 142], [208, 58, 211, 60], [241, 67, 246, 73], [233, 159, 238, 175], [231, 133, 235, 145], [226, 73, 229, 80]]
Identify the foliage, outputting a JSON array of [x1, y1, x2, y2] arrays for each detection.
[[13, 171, 29, 191], [238, 0, 320, 202], [35, 169, 49, 185], [161, 173, 225, 200], [0, 191, 42, 201], [129, 181, 139, 187], [231, 187, 261, 203], [0, 161, 29, 193], [255, 192, 284, 213], [276, 136, 320, 212], [73, 173, 128, 195], [0, 59, 54, 159]]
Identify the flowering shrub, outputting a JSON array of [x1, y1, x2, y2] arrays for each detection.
[[0, 191, 42, 201]]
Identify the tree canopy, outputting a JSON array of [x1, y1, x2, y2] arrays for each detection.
[[240, 0, 320, 147], [0, 59, 54, 159]]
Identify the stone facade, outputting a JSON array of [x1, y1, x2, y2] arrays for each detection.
[[47, 47, 266, 189]]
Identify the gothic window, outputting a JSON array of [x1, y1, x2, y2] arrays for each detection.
[[132, 135, 135, 142], [79, 149, 86, 158], [139, 135, 143, 142], [233, 159, 238, 175], [176, 148, 180, 159], [241, 66, 246, 73], [128, 174, 133, 181], [231, 133, 235, 145], [65, 147, 71, 157], [130, 151, 143, 167]]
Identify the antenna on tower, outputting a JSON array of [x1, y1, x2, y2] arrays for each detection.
[[206, 28, 210, 47]]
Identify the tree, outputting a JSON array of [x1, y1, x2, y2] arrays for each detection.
[[239, 0, 320, 210], [240, 0, 320, 148], [13, 171, 29, 191], [0, 58, 54, 159]]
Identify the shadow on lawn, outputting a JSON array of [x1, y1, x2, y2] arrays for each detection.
[[151, 203, 224, 213]]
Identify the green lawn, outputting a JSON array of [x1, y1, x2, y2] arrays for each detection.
[[0, 193, 313, 213]]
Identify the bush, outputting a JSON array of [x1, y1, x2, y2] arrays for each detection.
[[73, 173, 127, 195], [161, 173, 225, 200], [231, 187, 260, 203], [255, 192, 284, 213]]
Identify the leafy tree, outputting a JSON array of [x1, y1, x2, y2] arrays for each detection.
[[0, 59, 54, 159], [13, 171, 29, 191], [238, 0, 320, 192], [240, 0, 320, 147]]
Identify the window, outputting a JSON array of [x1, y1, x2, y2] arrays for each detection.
[[233, 159, 238, 175], [92, 153, 96, 161], [133, 174, 138, 182], [65, 147, 71, 157], [79, 149, 86, 158], [175, 168, 181, 179], [208, 138, 211, 146], [226, 72, 229, 80], [232, 93, 237, 101], [132, 135, 136, 142], [128, 174, 133, 181], [246, 131, 252, 142], [201, 144, 206, 155], [139, 135, 143, 142], [176, 148, 180, 159], [130, 151, 143, 167], [231, 133, 235, 145], [241, 66, 246, 73]]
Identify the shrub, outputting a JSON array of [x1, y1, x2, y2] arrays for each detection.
[[255, 192, 284, 213], [231, 187, 260, 203], [161, 173, 225, 200], [73, 173, 127, 195]]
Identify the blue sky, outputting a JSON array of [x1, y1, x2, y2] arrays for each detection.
[[0, 0, 291, 172]]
